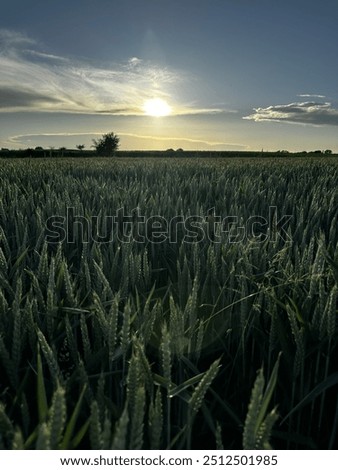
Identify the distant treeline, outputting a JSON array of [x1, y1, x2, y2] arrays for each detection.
[[0, 148, 336, 158]]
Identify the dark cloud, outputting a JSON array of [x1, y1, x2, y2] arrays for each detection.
[[0, 86, 62, 108], [243, 101, 338, 126]]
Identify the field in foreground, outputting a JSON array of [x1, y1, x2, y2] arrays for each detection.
[[0, 157, 337, 450]]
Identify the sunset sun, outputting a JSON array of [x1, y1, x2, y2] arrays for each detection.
[[143, 98, 171, 117]]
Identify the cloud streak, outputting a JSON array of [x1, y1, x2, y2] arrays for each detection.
[[244, 101, 338, 126], [0, 29, 36, 48], [8, 131, 248, 150], [297, 93, 326, 99], [0, 28, 226, 117]]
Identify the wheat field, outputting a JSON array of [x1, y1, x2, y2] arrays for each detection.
[[0, 157, 337, 449]]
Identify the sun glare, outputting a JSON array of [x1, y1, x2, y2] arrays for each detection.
[[143, 98, 171, 117]]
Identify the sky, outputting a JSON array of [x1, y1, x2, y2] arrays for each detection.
[[1, 0, 338, 152]]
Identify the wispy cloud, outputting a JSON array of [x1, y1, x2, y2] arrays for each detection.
[[23, 49, 70, 63], [8, 131, 249, 150], [0, 28, 226, 117], [243, 101, 338, 126], [298, 93, 326, 99], [116, 133, 247, 148], [0, 29, 36, 48]]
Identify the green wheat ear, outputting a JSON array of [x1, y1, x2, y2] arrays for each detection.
[[243, 353, 281, 450], [126, 349, 142, 415], [108, 293, 120, 365], [48, 385, 67, 449], [12, 429, 24, 449], [120, 300, 131, 358], [61, 385, 87, 450], [111, 405, 129, 450], [161, 323, 172, 391], [215, 422, 224, 450], [186, 357, 221, 449], [36, 423, 51, 450], [90, 400, 102, 450], [37, 345, 48, 423], [36, 329, 61, 385], [149, 387, 163, 450], [129, 385, 145, 450], [189, 357, 221, 417]]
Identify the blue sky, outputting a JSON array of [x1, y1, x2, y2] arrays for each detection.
[[1, 0, 338, 151]]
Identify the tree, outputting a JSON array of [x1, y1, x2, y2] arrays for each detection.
[[92, 132, 120, 157], [76, 144, 85, 156], [59, 147, 67, 157]]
